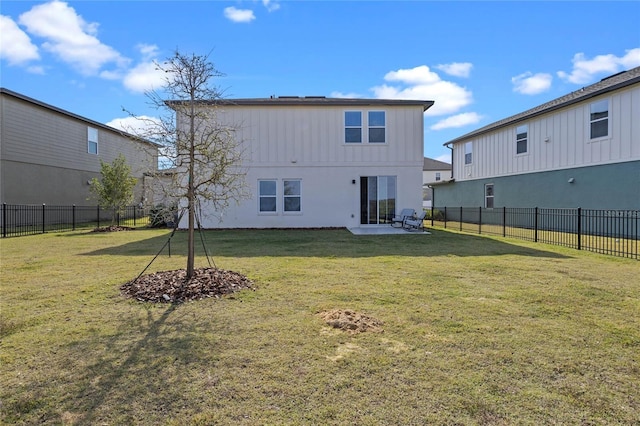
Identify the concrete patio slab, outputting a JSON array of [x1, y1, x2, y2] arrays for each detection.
[[348, 227, 431, 235]]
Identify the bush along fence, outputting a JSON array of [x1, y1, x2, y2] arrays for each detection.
[[429, 206, 639, 260], [1, 204, 151, 238]]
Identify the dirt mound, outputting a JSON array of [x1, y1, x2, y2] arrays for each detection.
[[121, 267, 254, 303], [318, 309, 384, 334]]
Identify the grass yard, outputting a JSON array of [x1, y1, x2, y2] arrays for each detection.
[[1, 227, 639, 425]]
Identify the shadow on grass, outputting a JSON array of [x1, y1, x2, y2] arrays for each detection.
[[76, 228, 570, 259], [67, 303, 213, 424]]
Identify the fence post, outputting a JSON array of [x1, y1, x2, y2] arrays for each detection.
[[72, 205, 76, 231], [134, 205, 137, 226], [116, 209, 120, 227], [503, 207, 506, 237], [534, 207, 539, 243], [42, 204, 46, 234], [459, 207, 463, 232], [577, 208, 582, 251], [97, 205, 100, 228], [430, 206, 434, 227], [444, 207, 447, 229], [478, 207, 482, 235], [2, 203, 6, 238]]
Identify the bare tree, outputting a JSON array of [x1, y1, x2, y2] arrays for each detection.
[[136, 51, 248, 278]]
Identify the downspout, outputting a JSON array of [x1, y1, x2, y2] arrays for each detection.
[[445, 143, 454, 180]]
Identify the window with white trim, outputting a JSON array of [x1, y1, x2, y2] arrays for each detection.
[[516, 124, 528, 154], [368, 111, 386, 143], [485, 184, 494, 208], [590, 99, 609, 139], [464, 142, 472, 165], [258, 180, 277, 212], [345, 111, 362, 143], [283, 180, 301, 212], [88, 127, 98, 154]]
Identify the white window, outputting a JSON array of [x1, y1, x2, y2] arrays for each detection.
[[590, 99, 609, 139], [368, 111, 386, 143], [485, 184, 494, 208], [516, 124, 528, 154], [258, 180, 277, 212], [435, 172, 441, 181], [464, 142, 472, 165], [283, 180, 301, 212], [345, 111, 362, 143], [345, 110, 387, 144], [88, 127, 98, 154]]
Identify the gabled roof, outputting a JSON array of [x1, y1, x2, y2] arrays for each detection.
[[444, 66, 640, 146], [169, 96, 435, 112], [423, 157, 451, 171], [0, 87, 160, 147]]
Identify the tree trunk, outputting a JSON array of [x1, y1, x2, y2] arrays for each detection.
[[186, 93, 196, 279]]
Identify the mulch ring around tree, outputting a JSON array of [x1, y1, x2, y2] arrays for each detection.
[[121, 267, 255, 303], [318, 309, 384, 334]]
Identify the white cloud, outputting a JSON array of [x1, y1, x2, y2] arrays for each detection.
[[0, 15, 40, 65], [511, 72, 552, 95], [18, 0, 127, 76], [224, 7, 256, 23], [430, 112, 483, 130], [384, 65, 440, 85], [436, 62, 473, 78], [434, 154, 451, 164], [371, 65, 473, 116], [106, 115, 163, 137], [263, 0, 281, 12], [119, 44, 164, 93], [557, 48, 640, 85], [331, 91, 362, 98]]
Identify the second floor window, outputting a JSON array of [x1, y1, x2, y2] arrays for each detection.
[[435, 172, 441, 181], [464, 142, 472, 165], [88, 127, 98, 154], [345, 111, 362, 143], [590, 99, 609, 139], [368, 111, 386, 143], [516, 124, 528, 154]]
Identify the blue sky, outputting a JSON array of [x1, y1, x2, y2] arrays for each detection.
[[1, 1, 639, 163]]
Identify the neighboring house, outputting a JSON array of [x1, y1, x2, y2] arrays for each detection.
[[422, 157, 452, 208], [433, 67, 640, 210], [0, 88, 159, 206], [175, 96, 433, 229]]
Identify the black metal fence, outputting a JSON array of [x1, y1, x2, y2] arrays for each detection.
[[430, 206, 639, 260], [1, 204, 150, 238]]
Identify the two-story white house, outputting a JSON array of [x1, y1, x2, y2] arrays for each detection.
[[0, 88, 159, 206], [174, 96, 433, 229], [422, 157, 452, 208], [432, 67, 640, 210]]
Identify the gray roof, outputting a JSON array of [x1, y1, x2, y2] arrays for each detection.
[[170, 96, 435, 111], [423, 157, 451, 171], [0, 87, 160, 147], [444, 66, 640, 145]]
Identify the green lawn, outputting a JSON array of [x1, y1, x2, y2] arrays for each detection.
[[1, 228, 638, 425]]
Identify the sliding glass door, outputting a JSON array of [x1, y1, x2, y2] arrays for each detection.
[[360, 176, 397, 224]]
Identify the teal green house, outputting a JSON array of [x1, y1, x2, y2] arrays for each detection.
[[432, 67, 640, 210]]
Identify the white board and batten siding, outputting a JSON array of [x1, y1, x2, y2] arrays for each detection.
[[453, 84, 640, 181], [213, 104, 425, 167]]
